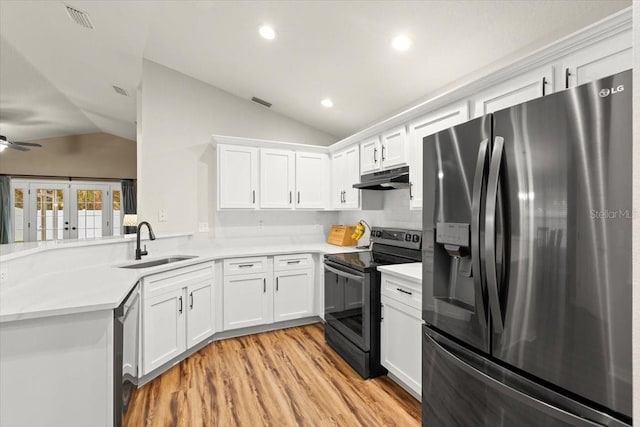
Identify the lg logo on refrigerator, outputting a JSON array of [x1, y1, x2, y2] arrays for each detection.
[[599, 85, 624, 97]]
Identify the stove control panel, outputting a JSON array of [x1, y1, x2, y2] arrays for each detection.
[[370, 227, 422, 250]]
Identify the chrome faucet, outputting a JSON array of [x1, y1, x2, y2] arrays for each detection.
[[135, 221, 156, 260]]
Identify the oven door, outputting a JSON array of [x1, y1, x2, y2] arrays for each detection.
[[324, 260, 370, 351]]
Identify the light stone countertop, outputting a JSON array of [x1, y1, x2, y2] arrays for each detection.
[[0, 241, 362, 323], [377, 262, 422, 282]]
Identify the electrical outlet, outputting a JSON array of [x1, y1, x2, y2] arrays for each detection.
[[158, 210, 167, 222], [0, 269, 8, 283], [198, 222, 209, 232]]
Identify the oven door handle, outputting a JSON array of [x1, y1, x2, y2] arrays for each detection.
[[324, 264, 364, 282]]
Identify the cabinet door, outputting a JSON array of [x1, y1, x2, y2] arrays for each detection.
[[274, 269, 314, 322], [381, 126, 407, 169], [218, 144, 258, 209], [260, 148, 295, 209], [408, 102, 469, 210], [560, 30, 631, 89], [331, 151, 346, 209], [143, 288, 186, 374], [360, 137, 380, 173], [186, 279, 214, 349], [381, 296, 422, 397], [473, 65, 553, 117], [295, 152, 328, 209], [223, 273, 271, 330], [342, 145, 360, 209]]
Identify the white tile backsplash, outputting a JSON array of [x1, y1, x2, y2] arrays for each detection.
[[338, 189, 422, 231]]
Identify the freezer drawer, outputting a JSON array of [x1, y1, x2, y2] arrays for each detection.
[[421, 326, 629, 427]]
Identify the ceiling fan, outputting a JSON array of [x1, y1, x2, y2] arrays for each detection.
[[0, 135, 42, 152]]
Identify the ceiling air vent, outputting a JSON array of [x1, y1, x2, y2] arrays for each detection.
[[112, 85, 128, 97], [251, 97, 272, 108], [65, 5, 94, 30]]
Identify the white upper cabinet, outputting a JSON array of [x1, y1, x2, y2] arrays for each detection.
[[473, 65, 554, 117], [342, 146, 360, 209], [360, 136, 381, 174], [331, 150, 346, 208], [408, 102, 469, 210], [360, 128, 408, 174], [218, 144, 258, 209], [380, 126, 407, 169], [559, 30, 631, 90], [260, 148, 295, 209], [332, 145, 361, 210], [295, 152, 329, 209]]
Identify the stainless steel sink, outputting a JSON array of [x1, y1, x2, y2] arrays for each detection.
[[118, 255, 197, 269]]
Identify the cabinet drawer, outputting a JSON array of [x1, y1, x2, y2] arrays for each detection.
[[144, 262, 214, 299], [274, 254, 313, 271], [381, 274, 421, 310], [223, 256, 268, 276]]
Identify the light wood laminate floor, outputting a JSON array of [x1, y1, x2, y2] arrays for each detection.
[[124, 323, 421, 426]]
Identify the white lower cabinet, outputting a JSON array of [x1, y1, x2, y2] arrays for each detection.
[[143, 288, 186, 373], [223, 272, 271, 330], [141, 262, 215, 375], [380, 270, 423, 398], [223, 254, 315, 330], [186, 280, 215, 348], [380, 296, 422, 397], [274, 254, 314, 322]]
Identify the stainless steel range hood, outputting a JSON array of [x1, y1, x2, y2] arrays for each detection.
[[352, 166, 410, 190]]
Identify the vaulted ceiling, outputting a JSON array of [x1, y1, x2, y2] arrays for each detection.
[[0, 0, 630, 142]]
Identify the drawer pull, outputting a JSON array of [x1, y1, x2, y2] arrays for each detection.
[[397, 288, 413, 296], [287, 260, 301, 264], [238, 264, 254, 268]]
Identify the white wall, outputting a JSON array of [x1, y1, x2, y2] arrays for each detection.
[[631, 1, 639, 422], [138, 60, 338, 236]]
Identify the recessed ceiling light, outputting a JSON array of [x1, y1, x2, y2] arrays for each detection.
[[259, 25, 276, 40], [392, 35, 411, 52], [321, 98, 334, 108]]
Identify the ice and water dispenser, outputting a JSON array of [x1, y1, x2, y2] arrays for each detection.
[[433, 222, 475, 311]]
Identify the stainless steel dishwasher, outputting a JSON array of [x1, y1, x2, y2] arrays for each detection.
[[114, 282, 140, 427]]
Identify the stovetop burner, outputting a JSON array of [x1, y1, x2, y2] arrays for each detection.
[[324, 227, 422, 272]]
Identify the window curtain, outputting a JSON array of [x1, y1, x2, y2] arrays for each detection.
[[0, 175, 11, 244], [121, 179, 137, 233]]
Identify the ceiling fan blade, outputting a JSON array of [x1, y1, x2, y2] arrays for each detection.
[[11, 141, 42, 147], [0, 141, 30, 151], [9, 145, 30, 152]]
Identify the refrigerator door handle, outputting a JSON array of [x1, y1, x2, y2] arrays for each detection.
[[423, 330, 602, 427], [486, 136, 505, 333], [471, 138, 490, 323]]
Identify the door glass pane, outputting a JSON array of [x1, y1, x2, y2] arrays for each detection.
[[77, 189, 103, 239], [36, 189, 64, 241], [112, 190, 122, 236], [13, 188, 25, 242]]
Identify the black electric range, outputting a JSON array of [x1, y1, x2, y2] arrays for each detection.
[[323, 227, 422, 378]]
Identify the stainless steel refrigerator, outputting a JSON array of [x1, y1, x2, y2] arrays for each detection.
[[421, 70, 632, 427]]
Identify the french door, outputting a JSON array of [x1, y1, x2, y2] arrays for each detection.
[[10, 180, 123, 242]]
